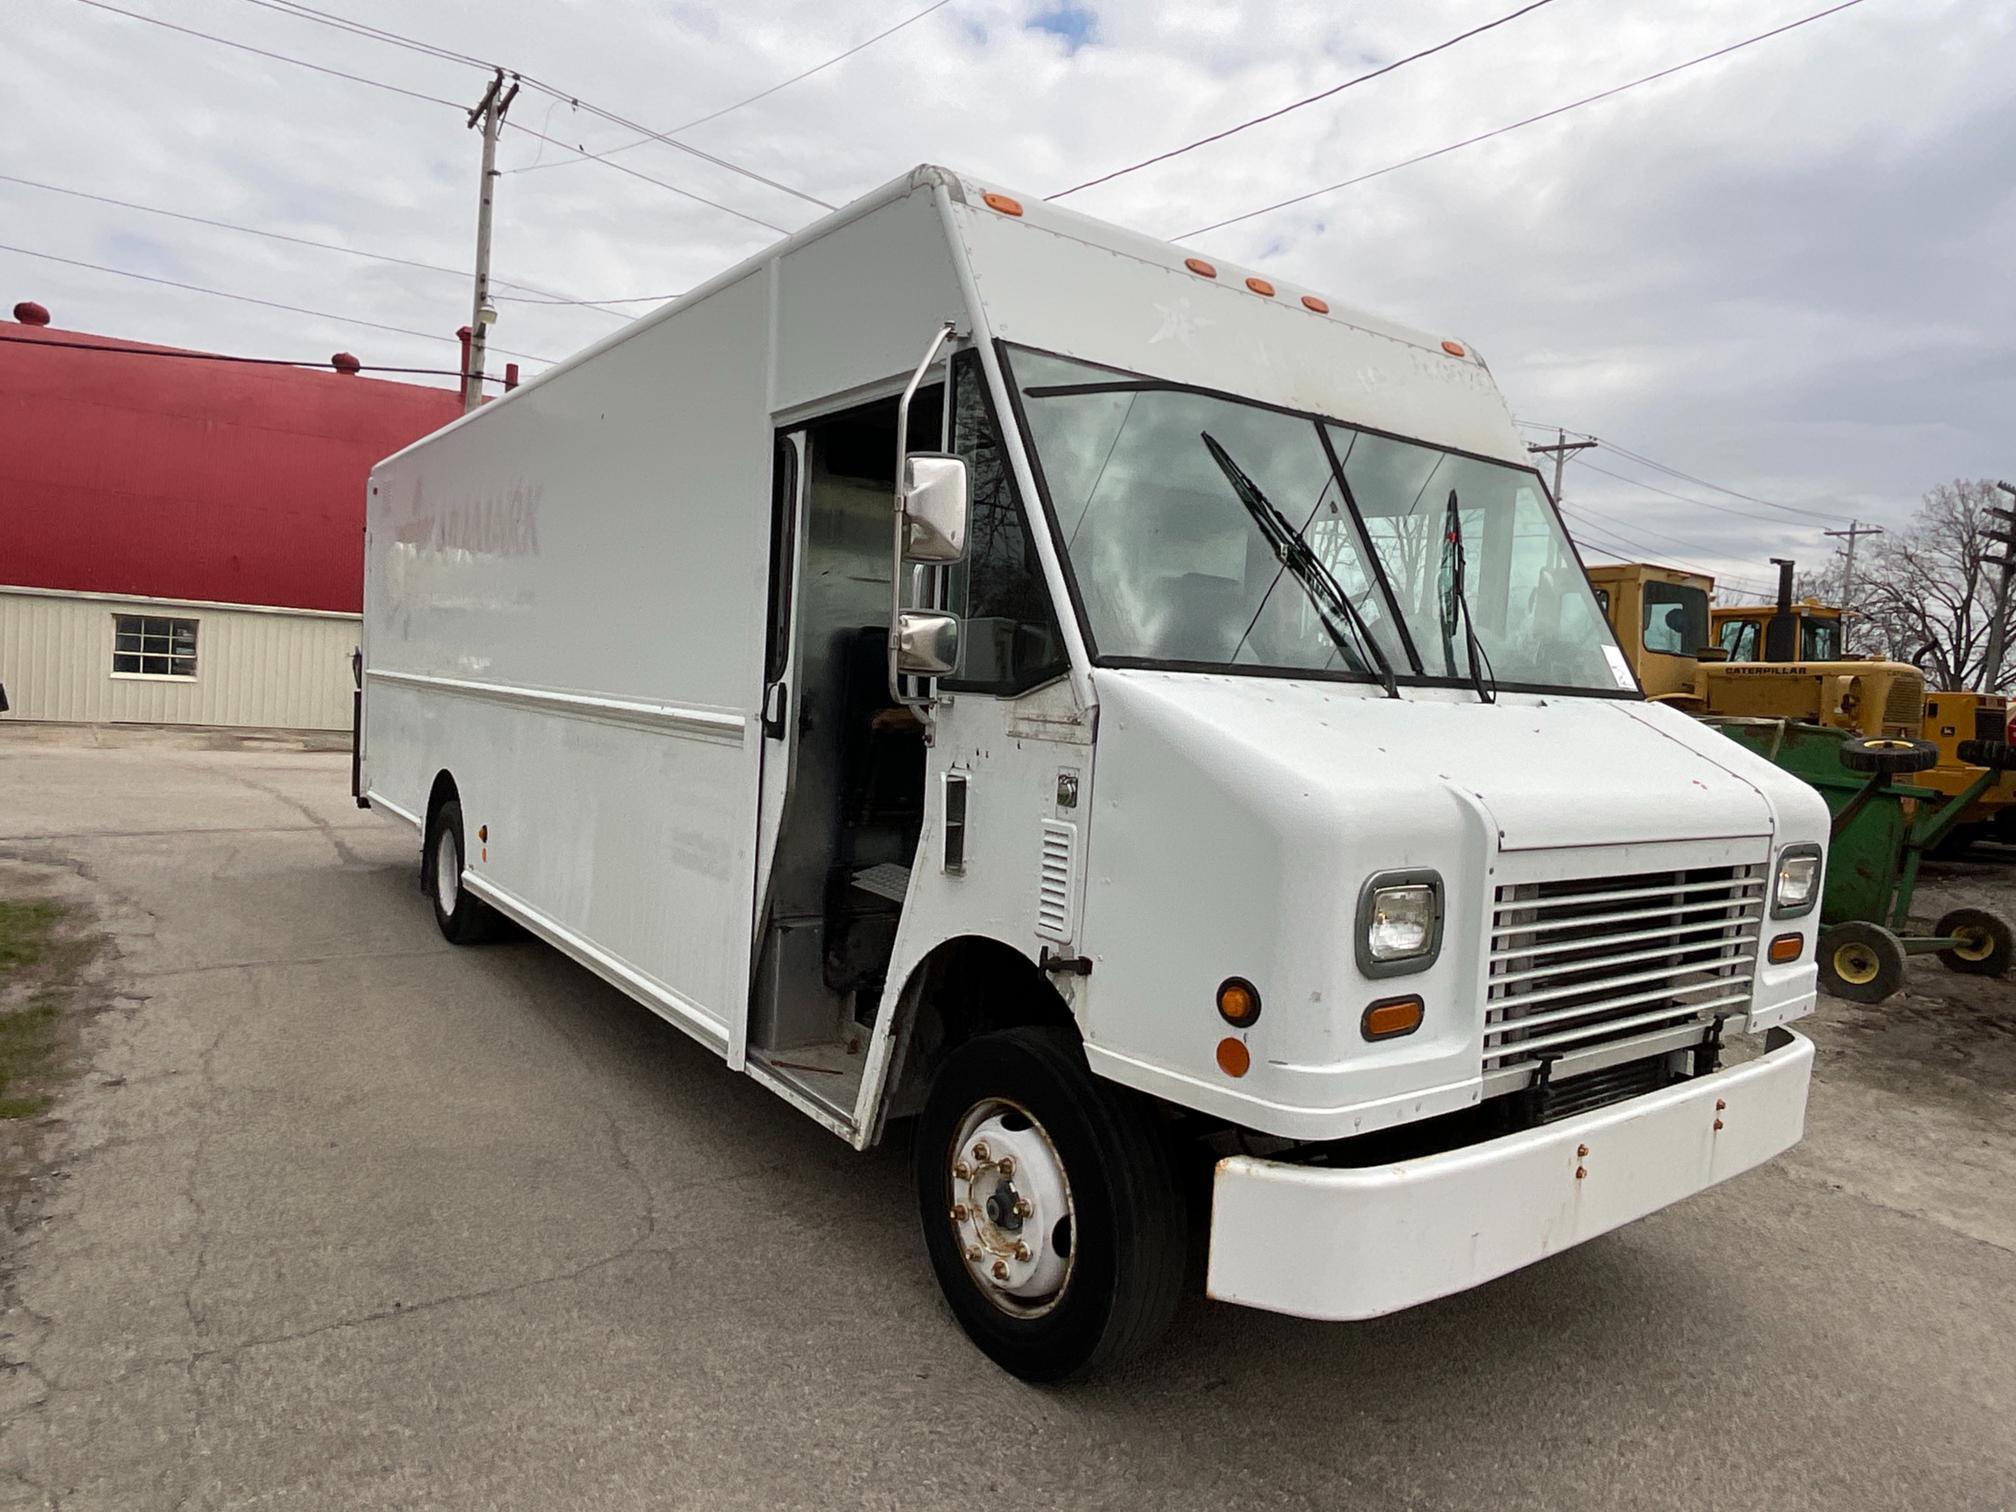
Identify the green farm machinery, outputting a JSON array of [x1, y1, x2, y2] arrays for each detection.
[[1710, 719, 2016, 1003]]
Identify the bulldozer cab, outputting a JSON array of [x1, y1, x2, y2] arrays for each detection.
[[1585, 562, 1712, 703], [1710, 602, 1844, 664], [1586, 558, 1924, 738]]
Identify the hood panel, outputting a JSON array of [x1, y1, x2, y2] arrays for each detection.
[[1093, 672, 1776, 852]]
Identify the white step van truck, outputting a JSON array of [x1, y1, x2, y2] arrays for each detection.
[[359, 165, 1827, 1381]]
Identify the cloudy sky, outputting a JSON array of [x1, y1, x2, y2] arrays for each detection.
[[6, 0, 2010, 600]]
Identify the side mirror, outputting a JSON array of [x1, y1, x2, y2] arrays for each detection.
[[902, 454, 968, 563], [896, 611, 961, 677]]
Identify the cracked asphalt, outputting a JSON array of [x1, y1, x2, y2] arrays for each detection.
[[0, 728, 2012, 1510]]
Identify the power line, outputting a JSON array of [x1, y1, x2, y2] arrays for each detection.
[[0, 330, 502, 383], [1051, 0, 1561, 201], [1179, 0, 1871, 238], [1518, 419, 1850, 525], [224, 0, 496, 71], [1566, 498, 1768, 568], [493, 290, 681, 307], [513, 0, 958, 177], [77, 0, 815, 233], [504, 120, 795, 234], [1578, 458, 1846, 530], [0, 241, 552, 362], [66, 0, 463, 111], [0, 172, 632, 320], [1559, 506, 1773, 592], [510, 81, 835, 212]]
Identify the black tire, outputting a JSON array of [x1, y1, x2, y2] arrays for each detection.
[[913, 1027, 1187, 1383], [1956, 738, 2016, 771], [1838, 737, 1939, 775], [1817, 921, 1907, 1003], [1934, 907, 2014, 977], [425, 799, 504, 945]]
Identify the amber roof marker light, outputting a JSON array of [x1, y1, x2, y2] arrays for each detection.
[[982, 192, 1025, 216], [1441, 339, 1468, 357], [1184, 257, 1218, 278], [1245, 276, 1276, 297], [1301, 295, 1330, 314]]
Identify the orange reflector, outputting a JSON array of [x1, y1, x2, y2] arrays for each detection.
[[982, 191, 1024, 217], [1216, 976, 1261, 1027], [1441, 339, 1467, 358], [1184, 257, 1218, 279], [1215, 1037, 1251, 1078], [1768, 933, 1804, 964], [1301, 294, 1330, 314], [1245, 276, 1276, 297], [1362, 996, 1424, 1041]]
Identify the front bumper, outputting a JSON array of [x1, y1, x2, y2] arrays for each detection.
[[1205, 1028, 1813, 1321]]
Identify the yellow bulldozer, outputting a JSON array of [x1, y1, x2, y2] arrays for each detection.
[[1587, 560, 1925, 735], [1710, 594, 2016, 845]]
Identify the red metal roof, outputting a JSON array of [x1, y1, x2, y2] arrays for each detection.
[[0, 323, 462, 613]]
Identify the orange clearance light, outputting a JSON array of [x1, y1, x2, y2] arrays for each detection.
[[1768, 933, 1805, 964], [1216, 976, 1261, 1028], [982, 191, 1024, 217], [1215, 1037, 1252, 1078], [1245, 276, 1276, 297], [1441, 339, 1468, 358], [1301, 294, 1330, 314], [1362, 996, 1424, 1041], [1184, 257, 1218, 279]]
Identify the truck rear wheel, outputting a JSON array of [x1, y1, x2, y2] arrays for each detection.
[[913, 1026, 1186, 1382], [426, 799, 504, 945], [1817, 921, 1907, 1003], [1934, 907, 2013, 976]]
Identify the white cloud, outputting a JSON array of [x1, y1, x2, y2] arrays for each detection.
[[4, 0, 2011, 592]]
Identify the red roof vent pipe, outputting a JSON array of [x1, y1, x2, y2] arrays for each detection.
[[504, 362, 520, 391], [13, 301, 50, 326], [330, 352, 361, 376]]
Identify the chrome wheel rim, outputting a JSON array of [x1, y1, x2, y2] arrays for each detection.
[[947, 1098, 1075, 1317], [434, 826, 461, 913]]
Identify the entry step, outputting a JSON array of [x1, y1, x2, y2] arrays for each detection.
[[851, 863, 912, 903]]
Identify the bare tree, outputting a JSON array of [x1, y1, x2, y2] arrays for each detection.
[[1848, 479, 2016, 691]]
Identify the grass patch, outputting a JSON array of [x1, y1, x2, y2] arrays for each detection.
[[0, 901, 83, 1120]]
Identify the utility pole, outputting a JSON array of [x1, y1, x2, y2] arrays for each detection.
[[1527, 428, 1598, 503], [464, 68, 519, 412], [1821, 518, 1882, 653], [1981, 482, 2016, 693]]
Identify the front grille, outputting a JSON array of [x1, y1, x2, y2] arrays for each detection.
[[1486, 865, 1763, 1077], [1531, 1053, 1675, 1123], [1883, 671, 1925, 736]]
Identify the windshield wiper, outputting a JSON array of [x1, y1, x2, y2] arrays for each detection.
[[1438, 489, 1497, 704], [1200, 431, 1398, 697]]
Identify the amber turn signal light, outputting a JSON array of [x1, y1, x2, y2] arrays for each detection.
[[1768, 933, 1804, 964], [1362, 996, 1424, 1041], [1215, 1037, 1251, 1078], [1216, 976, 1261, 1028]]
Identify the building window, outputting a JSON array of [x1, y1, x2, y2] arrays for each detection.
[[112, 615, 198, 678]]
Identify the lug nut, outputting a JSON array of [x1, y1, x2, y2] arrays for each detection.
[[998, 1156, 1015, 1177], [973, 1141, 991, 1162], [1014, 1197, 1034, 1219], [1014, 1242, 1032, 1262], [991, 1260, 1009, 1280], [953, 1161, 971, 1181]]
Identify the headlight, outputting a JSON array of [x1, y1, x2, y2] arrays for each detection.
[[1356, 870, 1443, 978], [1772, 844, 1822, 919]]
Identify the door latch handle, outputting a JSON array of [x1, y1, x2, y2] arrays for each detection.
[[1040, 947, 1092, 976], [761, 681, 789, 740]]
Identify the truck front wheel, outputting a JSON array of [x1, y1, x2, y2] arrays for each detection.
[[913, 1026, 1187, 1382]]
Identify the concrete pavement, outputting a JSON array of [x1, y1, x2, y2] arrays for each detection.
[[0, 731, 2011, 1510]]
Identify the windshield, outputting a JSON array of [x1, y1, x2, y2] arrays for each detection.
[[1802, 616, 1841, 660], [1009, 348, 1628, 694], [1643, 581, 1710, 655]]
